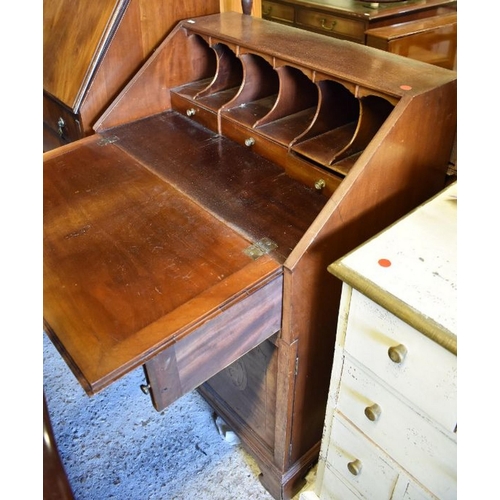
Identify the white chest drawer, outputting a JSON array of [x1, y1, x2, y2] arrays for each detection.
[[344, 289, 457, 432], [337, 357, 456, 499], [324, 413, 399, 498]]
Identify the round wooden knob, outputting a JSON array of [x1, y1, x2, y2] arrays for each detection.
[[388, 344, 407, 364], [364, 403, 382, 422], [347, 459, 362, 476]]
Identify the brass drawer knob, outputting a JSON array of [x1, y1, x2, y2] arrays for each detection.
[[347, 459, 362, 476], [314, 179, 326, 191], [186, 108, 196, 117], [388, 344, 407, 364], [245, 137, 256, 147], [364, 403, 382, 422]]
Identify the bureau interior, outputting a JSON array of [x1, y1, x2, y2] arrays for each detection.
[[170, 32, 397, 181], [49, 12, 456, 499]]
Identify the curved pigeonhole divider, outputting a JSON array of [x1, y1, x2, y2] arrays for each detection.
[[290, 79, 360, 167], [172, 34, 218, 99], [253, 65, 318, 147], [331, 95, 395, 165], [221, 53, 280, 128], [194, 43, 244, 107]]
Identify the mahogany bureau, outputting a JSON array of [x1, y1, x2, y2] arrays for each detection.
[[43, 12, 457, 499]]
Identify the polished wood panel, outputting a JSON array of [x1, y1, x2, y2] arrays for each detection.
[[43, 0, 220, 150], [43, 127, 294, 392], [366, 12, 457, 69]]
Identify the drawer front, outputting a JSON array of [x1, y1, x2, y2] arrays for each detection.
[[145, 274, 283, 412], [400, 479, 438, 500], [170, 92, 219, 134], [262, 1, 295, 23], [337, 358, 457, 499], [319, 465, 361, 500], [324, 413, 399, 499], [296, 10, 366, 43], [344, 290, 456, 431]]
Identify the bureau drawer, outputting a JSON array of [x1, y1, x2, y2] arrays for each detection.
[[344, 290, 456, 431], [296, 10, 366, 43], [262, 1, 295, 23], [324, 413, 399, 499], [337, 358, 457, 499]]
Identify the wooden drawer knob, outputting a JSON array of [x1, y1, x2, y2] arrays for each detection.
[[388, 344, 407, 364], [364, 403, 381, 422], [347, 459, 362, 476]]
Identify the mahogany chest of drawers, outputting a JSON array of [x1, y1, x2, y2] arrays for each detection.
[[43, 12, 456, 499], [262, 0, 456, 44]]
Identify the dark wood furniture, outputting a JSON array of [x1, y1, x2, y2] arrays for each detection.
[[44, 395, 75, 500], [366, 12, 457, 69], [43, 0, 220, 151], [43, 11, 456, 500], [262, 0, 456, 44]]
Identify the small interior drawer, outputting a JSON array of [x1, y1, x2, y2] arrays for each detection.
[[344, 289, 457, 431], [295, 9, 365, 43], [337, 358, 457, 499], [171, 91, 219, 133], [262, 1, 295, 23]]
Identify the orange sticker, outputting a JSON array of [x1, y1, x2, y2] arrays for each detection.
[[400, 85, 412, 91], [378, 258, 392, 267]]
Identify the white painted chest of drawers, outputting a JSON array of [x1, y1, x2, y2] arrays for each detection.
[[301, 183, 457, 500]]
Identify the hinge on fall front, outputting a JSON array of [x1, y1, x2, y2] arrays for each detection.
[[97, 135, 120, 146], [295, 355, 299, 376], [243, 237, 278, 260]]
